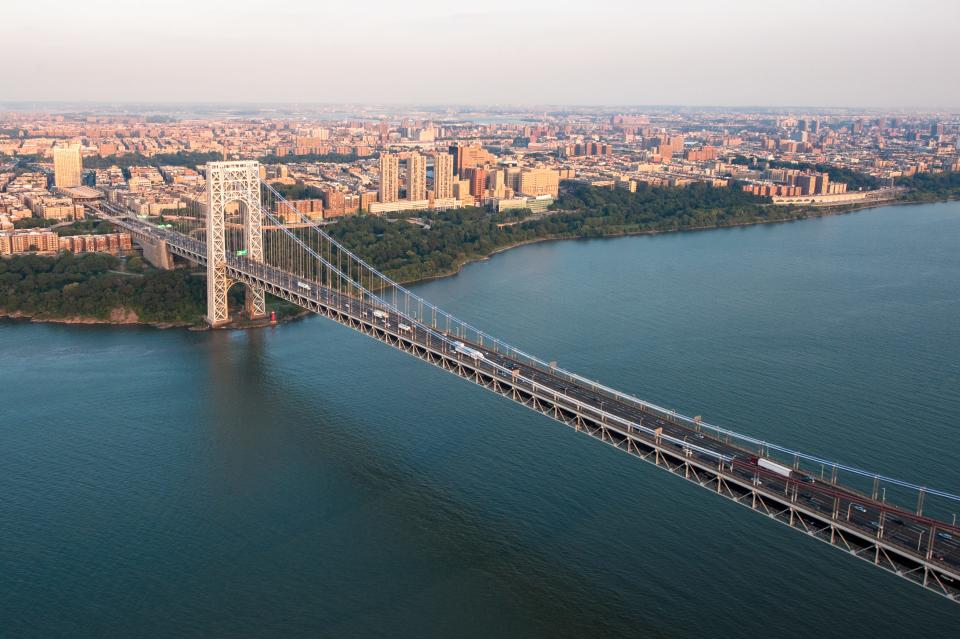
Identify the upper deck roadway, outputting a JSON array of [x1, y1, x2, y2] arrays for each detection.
[[92, 202, 960, 604]]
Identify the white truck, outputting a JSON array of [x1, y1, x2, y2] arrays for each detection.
[[758, 457, 814, 483], [452, 340, 485, 361], [373, 310, 389, 320], [296, 281, 311, 292]]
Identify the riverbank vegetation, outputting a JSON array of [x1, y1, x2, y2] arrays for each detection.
[[1, 252, 304, 326], [324, 184, 800, 283], [896, 171, 960, 202], [0, 252, 206, 324]]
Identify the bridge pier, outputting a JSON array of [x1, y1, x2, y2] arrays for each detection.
[[134, 235, 174, 270]]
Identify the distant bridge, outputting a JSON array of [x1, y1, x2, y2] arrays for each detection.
[[89, 161, 960, 604]]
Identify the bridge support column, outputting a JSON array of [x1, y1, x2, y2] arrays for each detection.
[[245, 285, 266, 319], [207, 264, 231, 327], [242, 182, 266, 320], [138, 237, 175, 270], [205, 160, 265, 326]]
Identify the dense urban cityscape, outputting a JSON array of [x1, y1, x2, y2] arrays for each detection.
[[2, 107, 957, 261]]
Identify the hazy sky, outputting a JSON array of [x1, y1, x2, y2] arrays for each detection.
[[3, 0, 957, 107]]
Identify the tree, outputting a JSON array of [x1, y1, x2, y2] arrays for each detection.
[[895, 170, 960, 201], [126, 256, 146, 273]]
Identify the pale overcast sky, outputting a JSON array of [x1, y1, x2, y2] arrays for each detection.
[[2, 0, 957, 107]]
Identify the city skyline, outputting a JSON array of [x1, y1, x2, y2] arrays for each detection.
[[3, 0, 957, 108]]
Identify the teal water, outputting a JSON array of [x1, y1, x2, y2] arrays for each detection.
[[2, 202, 959, 637]]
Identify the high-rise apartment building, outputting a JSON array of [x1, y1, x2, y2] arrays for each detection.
[[320, 188, 347, 217], [53, 144, 82, 188], [487, 169, 506, 199], [453, 179, 473, 204], [518, 167, 560, 198], [359, 191, 378, 213], [505, 167, 522, 193], [797, 174, 818, 195], [449, 144, 464, 176], [433, 152, 454, 199], [407, 153, 426, 201], [815, 172, 830, 195], [657, 135, 685, 155], [449, 143, 496, 176], [379, 154, 399, 203], [463, 167, 487, 201]]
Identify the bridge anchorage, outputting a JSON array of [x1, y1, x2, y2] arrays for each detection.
[[87, 161, 960, 605]]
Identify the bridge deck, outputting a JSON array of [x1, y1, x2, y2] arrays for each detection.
[[93, 204, 960, 603]]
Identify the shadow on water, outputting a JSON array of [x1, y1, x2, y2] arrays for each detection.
[[192, 326, 664, 637]]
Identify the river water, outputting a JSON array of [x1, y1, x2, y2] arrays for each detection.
[[2, 202, 959, 637]]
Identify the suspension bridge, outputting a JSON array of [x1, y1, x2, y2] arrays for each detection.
[[89, 161, 960, 604]]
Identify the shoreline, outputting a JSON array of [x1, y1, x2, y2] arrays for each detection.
[[5, 194, 957, 329], [394, 193, 956, 288], [0, 307, 309, 331], [0, 309, 193, 330]]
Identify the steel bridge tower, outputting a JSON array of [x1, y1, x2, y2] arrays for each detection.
[[205, 160, 266, 326]]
